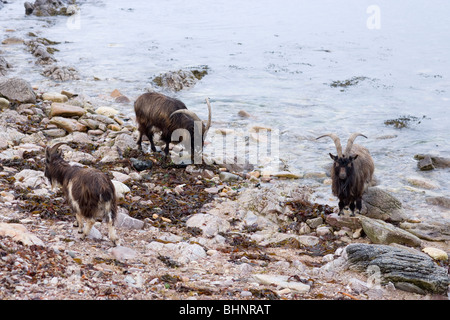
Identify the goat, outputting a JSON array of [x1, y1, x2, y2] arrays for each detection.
[[44, 142, 119, 245], [134, 92, 212, 163], [317, 133, 374, 216]]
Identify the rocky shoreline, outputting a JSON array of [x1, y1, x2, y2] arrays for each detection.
[[0, 1, 449, 300], [0, 76, 448, 300]]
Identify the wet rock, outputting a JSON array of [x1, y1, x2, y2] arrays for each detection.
[[1, 37, 24, 45], [27, 41, 56, 65], [360, 216, 421, 247], [406, 176, 439, 190], [24, 0, 74, 16], [417, 155, 434, 171], [0, 223, 45, 246], [425, 196, 450, 209], [50, 103, 86, 118], [346, 243, 449, 294], [42, 65, 79, 81], [49, 116, 87, 133], [115, 95, 130, 104], [113, 133, 135, 152], [0, 77, 36, 103], [252, 274, 310, 293], [0, 56, 11, 76], [414, 154, 450, 169], [152, 67, 208, 91], [361, 187, 406, 222], [238, 110, 252, 118]]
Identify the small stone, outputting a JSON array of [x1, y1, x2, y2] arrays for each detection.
[[422, 247, 448, 261], [0, 97, 9, 110], [49, 117, 87, 133], [240, 290, 253, 297], [306, 217, 323, 229], [50, 103, 85, 118], [96, 106, 119, 117], [43, 92, 69, 103], [237, 110, 251, 118], [219, 172, 240, 182], [418, 155, 434, 171], [111, 246, 137, 261]]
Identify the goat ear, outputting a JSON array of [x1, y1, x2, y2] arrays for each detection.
[[329, 153, 338, 161], [351, 154, 359, 161]]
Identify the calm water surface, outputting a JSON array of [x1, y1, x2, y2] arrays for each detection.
[[1, 0, 449, 221]]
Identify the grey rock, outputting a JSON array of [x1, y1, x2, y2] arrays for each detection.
[[425, 196, 450, 209], [325, 213, 362, 230], [399, 220, 450, 241], [115, 207, 145, 230], [414, 154, 450, 169], [0, 77, 36, 103], [111, 245, 137, 261], [306, 216, 323, 229], [418, 155, 434, 171], [219, 172, 240, 182], [43, 65, 79, 81], [346, 243, 449, 294], [360, 216, 422, 247], [24, 0, 73, 16], [361, 187, 406, 222], [0, 56, 11, 76]]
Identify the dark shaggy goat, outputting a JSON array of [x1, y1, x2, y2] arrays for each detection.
[[317, 133, 374, 216], [44, 143, 119, 245], [134, 92, 212, 163]]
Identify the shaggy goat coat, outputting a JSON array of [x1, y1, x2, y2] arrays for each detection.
[[44, 144, 119, 245]]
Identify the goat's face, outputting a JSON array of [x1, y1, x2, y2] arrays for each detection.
[[44, 146, 63, 182], [330, 153, 358, 180]]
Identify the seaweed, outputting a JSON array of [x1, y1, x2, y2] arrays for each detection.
[[384, 115, 428, 129]]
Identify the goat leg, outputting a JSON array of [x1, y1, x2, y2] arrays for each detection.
[[338, 200, 345, 215], [81, 219, 95, 240], [349, 202, 356, 217], [75, 212, 84, 233], [355, 198, 362, 215]]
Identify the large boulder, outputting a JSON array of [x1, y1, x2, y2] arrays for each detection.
[[346, 243, 449, 294], [360, 216, 422, 247], [361, 187, 406, 222], [400, 220, 450, 241], [0, 77, 36, 103]]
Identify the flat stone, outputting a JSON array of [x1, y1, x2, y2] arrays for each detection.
[[252, 274, 310, 293], [49, 116, 87, 133], [43, 92, 69, 103], [50, 103, 85, 118]]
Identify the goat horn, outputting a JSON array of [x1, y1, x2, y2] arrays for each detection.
[[316, 133, 343, 158], [170, 109, 202, 122], [345, 133, 367, 156], [204, 97, 212, 135], [50, 142, 68, 153]]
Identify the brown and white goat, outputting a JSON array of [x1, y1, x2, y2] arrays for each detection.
[[317, 133, 374, 216], [134, 92, 212, 163], [44, 143, 119, 245]]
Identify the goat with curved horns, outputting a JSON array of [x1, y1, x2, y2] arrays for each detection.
[[317, 133, 375, 216], [134, 92, 212, 164], [44, 142, 119, 245]]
